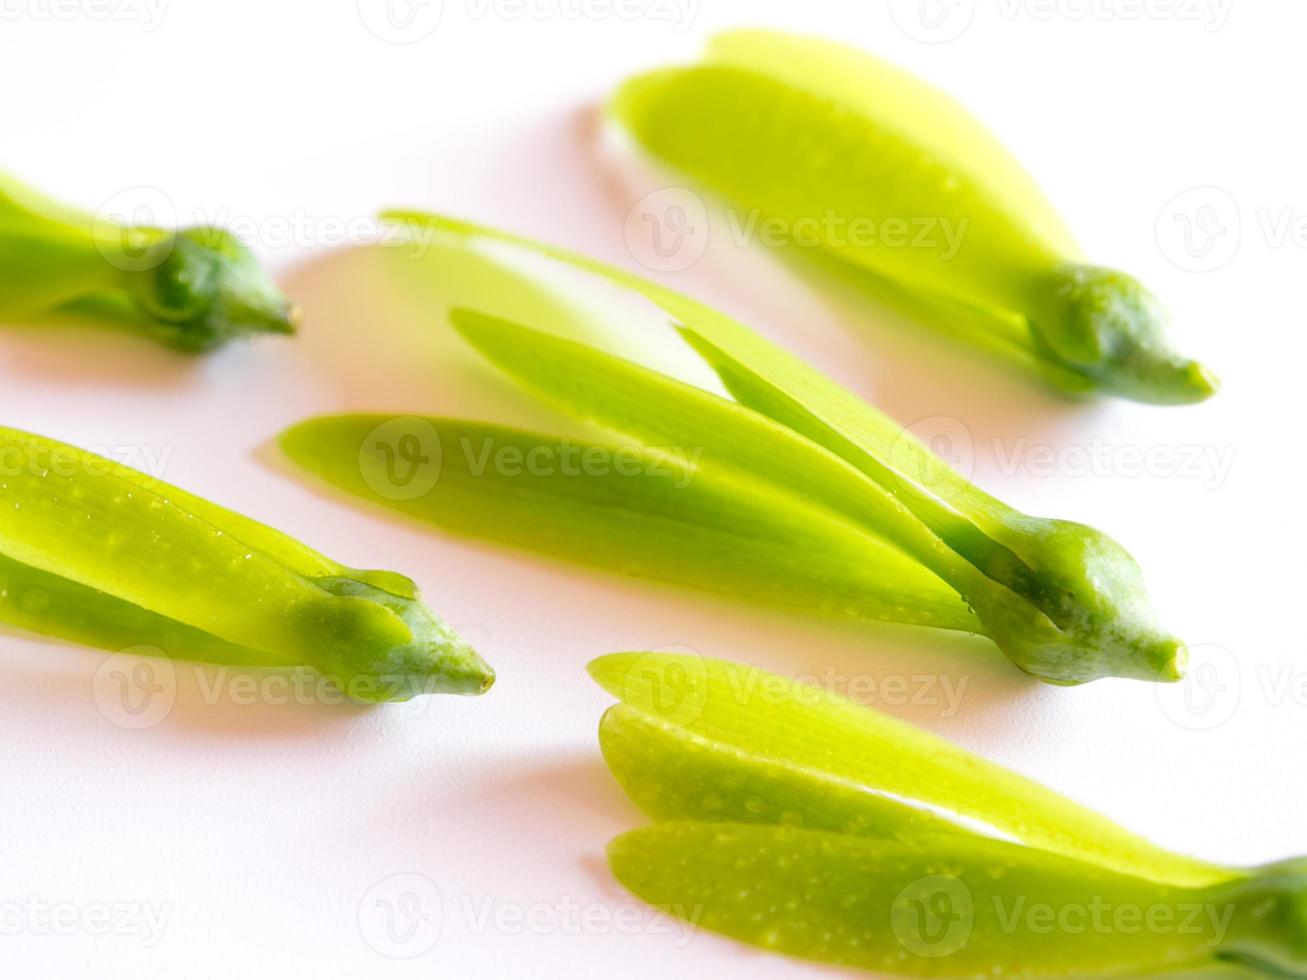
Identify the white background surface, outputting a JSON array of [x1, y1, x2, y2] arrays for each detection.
[[1, 1, 1304, 977]]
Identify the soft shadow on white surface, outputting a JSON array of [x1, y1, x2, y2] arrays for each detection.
[[388, 755, 880, 980], [0, 318, 208, 389], [0, 628, 374, 737]]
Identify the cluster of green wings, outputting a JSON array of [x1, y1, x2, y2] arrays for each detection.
[[590, 652, 1307, 978], [280, 212, 1187, 688]]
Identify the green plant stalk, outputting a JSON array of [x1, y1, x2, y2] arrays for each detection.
[[0, 426, 493, 701], [0, 173, 298, 351], [593, 653, 1307, 977], [314, 211, 1184, 686], [609, 30, 1217, 405]]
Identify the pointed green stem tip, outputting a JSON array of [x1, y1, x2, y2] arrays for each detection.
[[970, 515, 1190, 685], [306, 576, 496, 701], [1030, 265, 1218, 405], [126, 227, 299, 352]]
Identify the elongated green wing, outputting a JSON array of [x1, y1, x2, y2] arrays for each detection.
[[610, 31, 1071, 314], [385, 211, 1029, 593], [451, 308, 1184, 684], [607, 32, 1217, 405], [0, 427, 492, 699], [701, 30, 1077, 256], [377, 212, 1007, 526], [0, 550, 277, 666], [0, 427, 334, 658], [448, 309, 991, 599], [0, 173, 126, 318], [608, 822, 1236, 978], [601, 704, 949, 840], [590, 653, 1226, 887], [381, 214, 1187, 684], [278, 415, 978, 631]]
